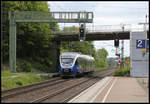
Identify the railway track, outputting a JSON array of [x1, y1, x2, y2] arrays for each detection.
[[1, 68, 116, 103], [31, 77, 92, 103], [40, 69, 115, 103], [1, 77, 68, 101]]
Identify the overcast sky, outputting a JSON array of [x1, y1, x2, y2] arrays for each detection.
[[47, 1, 149, 58]]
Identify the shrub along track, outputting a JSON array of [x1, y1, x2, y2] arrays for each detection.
[[1, 68, 116, 103]]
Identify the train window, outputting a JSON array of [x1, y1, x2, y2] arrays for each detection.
[[61, 58, 74, 64]]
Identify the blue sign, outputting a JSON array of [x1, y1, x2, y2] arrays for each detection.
[[136, 40, 145, 49]]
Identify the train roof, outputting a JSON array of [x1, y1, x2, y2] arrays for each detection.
[[61, 52, 81, 55], [60, 52, 94, 61], [79, 54, 94, 61]]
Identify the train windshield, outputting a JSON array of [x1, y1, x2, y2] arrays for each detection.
[[61, 58, 74, 65]]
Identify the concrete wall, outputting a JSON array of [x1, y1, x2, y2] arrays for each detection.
[[130, 32, 149, 77]]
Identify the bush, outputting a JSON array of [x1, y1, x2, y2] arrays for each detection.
[[16, 59, 53, 73], [114, 66, 130, 76], [18, 61, 32, 72]]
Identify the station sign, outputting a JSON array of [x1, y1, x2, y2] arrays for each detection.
[[136, 40, 145, 49], [136, 39, 149, 52]]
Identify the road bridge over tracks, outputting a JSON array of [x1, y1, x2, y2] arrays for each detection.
[[53, 31, 149, 41]]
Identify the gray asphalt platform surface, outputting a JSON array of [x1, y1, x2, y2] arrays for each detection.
[[68, 76, 149, 103]]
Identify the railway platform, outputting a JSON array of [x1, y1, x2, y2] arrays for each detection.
[[68, 76, 149, 103]]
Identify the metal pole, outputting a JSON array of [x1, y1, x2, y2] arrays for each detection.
[[121, 25, 124, 68], [9, 12, 16, 72], [84, 22, 86, 41], [121, 40, 124, 68]]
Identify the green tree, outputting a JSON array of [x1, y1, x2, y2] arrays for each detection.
[[2, 1, 59, 72], [60, 26, 96, 57], [95, 48, 108, 68], [60, 41, 95, 57], [63, 25, 78, 33]]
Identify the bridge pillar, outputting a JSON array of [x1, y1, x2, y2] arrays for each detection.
[[51, 41, 61, 72], [130, 32, 149, 77]]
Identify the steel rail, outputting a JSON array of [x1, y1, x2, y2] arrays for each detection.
[[2, 77, 68, 100], [32, 69, 115, 103]]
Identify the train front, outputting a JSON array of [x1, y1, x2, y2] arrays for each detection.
[[59, 53, 79, 76]]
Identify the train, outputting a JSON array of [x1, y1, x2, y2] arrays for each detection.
[[59, 52, 95, 77]]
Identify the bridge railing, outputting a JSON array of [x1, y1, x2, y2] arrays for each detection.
[[54, 24, 149, 34]]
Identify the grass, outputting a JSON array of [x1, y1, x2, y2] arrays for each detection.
[[1, 59, 55, 90], [94, 66, 115, 71], [113, 65, 130, 77], [1, 70, 48, 90]]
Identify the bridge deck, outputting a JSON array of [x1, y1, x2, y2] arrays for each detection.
[[53, 31, 149, 41]]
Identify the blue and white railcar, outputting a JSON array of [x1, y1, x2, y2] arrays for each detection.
[[59, 52, 95, 77]]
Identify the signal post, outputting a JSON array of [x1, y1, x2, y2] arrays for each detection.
[[118, 59, 121, 70], [114, 33, 121, 70]]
